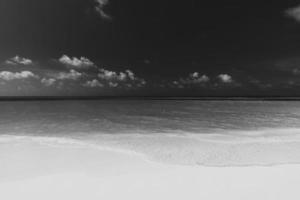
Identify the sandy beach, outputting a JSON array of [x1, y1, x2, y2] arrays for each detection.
[[1, 136, 300, 200]]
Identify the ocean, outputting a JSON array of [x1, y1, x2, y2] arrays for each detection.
[[1, 100, 300, 166]]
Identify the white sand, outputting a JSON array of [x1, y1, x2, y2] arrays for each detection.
[[1, 137, 300, 200]]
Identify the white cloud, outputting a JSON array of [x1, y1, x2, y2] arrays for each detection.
[[41, 78, 56, 86], [59, 55, 95, 69], [218, 74, 233, 83], [55, 69, 83, 80], [98, 69, 137, 81], [94, 0, 111, 20], [190, 72, 210, 83], [98, 69, 118, 80], [5, 56, 33, 65], [174, 72, 210, 88], [0, 71, 38, 81], [83, 79, 104, 88], [125, 70, 136, 80], [285, 5, 300, 22], [97, 68, 146, 88]]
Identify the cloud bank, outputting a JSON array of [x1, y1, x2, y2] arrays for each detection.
[[0, 55, 271, 95], [0, 55, 148, 93]]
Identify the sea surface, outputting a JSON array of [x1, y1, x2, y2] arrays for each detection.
[[1, 100, 300, 166]]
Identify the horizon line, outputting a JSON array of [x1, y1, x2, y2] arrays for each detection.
[[0, 96, 300, 101]]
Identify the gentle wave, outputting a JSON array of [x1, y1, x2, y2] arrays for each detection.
[[1, 129, 300, 167]]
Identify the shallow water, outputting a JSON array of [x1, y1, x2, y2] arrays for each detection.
[[1, 100, 300, 166]]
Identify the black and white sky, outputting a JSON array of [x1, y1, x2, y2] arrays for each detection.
[[1, 0, 300, 96]]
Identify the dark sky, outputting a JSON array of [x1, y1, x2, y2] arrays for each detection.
[[0, 0, 300, 96]]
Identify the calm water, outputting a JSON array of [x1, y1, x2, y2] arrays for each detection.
[[0, 100, 300, 136], [1, 100, 300, 165]]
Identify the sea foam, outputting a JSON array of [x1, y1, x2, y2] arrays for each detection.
[[1, 128, 300, 167]]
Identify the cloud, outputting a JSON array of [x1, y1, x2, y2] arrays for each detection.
[[97, 68, 146, 88], [58, 55, 95, 69], [41, 78, 56, 87], [83, 79, 104, 88], [0, 71, 38, 81], [217, 74, 233, 83], [172, 72, 210, 88], [94, 0, 111, 20], [189, 72, 210, 83], [98, 69, 137, 81], [285, 5, 300, 22], [56, 55, 146, 88], [0, 55, 147, 93], [48, 58, 146, 89], [55, 69, 83, 80], [125, 70, 136, 80], [98, 69, 122, 80], [5, 56, 33, 65]]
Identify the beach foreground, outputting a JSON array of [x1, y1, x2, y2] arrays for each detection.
[[0, 137, 300, 200]]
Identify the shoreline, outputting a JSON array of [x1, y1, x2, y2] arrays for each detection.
[[2, 133, 300, 167]]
